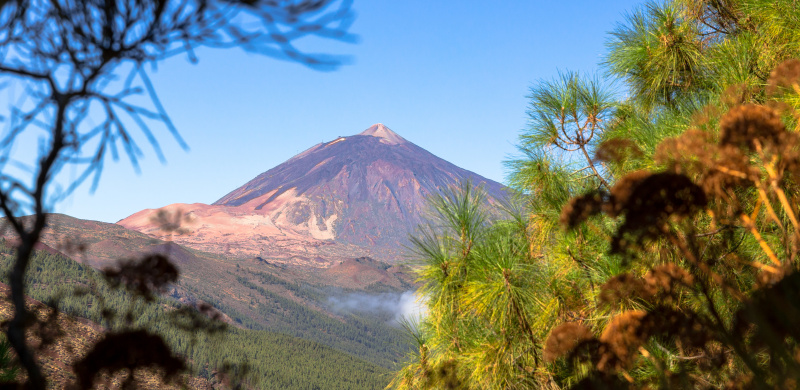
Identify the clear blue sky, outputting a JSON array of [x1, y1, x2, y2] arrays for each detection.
[[55, 0, 643, 223]]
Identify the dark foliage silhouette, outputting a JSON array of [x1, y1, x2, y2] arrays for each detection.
[[0, 0, 355, 387]]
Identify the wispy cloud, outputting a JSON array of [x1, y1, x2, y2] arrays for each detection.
[[327, 290, 427, 323]]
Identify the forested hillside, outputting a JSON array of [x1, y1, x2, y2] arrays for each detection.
[[172, 259, 410, 369], [0, 240, 392, 389], [14, 213, 411, 369], [390, 0, 800, 388]]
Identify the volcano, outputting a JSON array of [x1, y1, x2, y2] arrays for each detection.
[[119, 124, 507, 264]]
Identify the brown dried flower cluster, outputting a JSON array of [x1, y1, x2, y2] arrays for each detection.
[[597, 273, 651, 307], [654, 103, 800, 215], [549, 61, 800, 390], [559, 191, 606, 229], [644, 263, 694, 298], [646, 307, 712, 352], [559, 171, 649, 229], [72, 330, 186, 389], [547, 308, 715, 377], [736, 271, 800, 349], [103, 254, 180, 301], [610, 172, 707, 253], [719, 104, 786, 152], [598, 310, 649, 372], [700, 145, 757, 199], [606, 170, 652, 218], [611, 171, 706, 221], [544, 322, 594, 363], [595, 138, 643, 165], [653, 129, 715, 167], [656, 127, 759, 201], [654, 129, 716, 174], [560, 170, 707, 253], [767, 58, 800, 96], [598, 264, 694, 308]]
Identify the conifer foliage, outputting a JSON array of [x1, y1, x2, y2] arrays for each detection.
[[390, 1, 800, 388]]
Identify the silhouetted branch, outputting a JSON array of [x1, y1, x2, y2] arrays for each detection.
[[0, 0, 355, 387]]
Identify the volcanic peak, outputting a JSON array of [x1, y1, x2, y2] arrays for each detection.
[[359, 123, 406, 145]]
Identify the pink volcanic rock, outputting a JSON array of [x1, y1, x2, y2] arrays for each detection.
[[117, 201, 358, 266]]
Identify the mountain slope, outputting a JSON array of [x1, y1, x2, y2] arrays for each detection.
[[2, 215, 411, 369], [120, 124, 507, 263], [214, 123, 506, 250]]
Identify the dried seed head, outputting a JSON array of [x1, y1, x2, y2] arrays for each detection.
[[655, 129, 716, 173], [150, 208, 193, 235], [595, 138, 643, 165], [767, 58, 800, 96], [607, 170, 652, 217], [103, 254, 179, 301], [736, 271, 800, 348], [644, 264, 694, 297], [657, 126, 761, 201], [721, 84, 758, 107], [776, 131, 800, 181], [544, 322, 595, 363], [624, 172, 706, 217], [598, 273, 653, 307], [700, 145, 757, 199], [73, 330, 186, 389], [610, 172, 707, 254], [646, 307, 712, 350], [598, 310, 650, 372], [560, 191, 606, 229], [719, 104, 785, 152]]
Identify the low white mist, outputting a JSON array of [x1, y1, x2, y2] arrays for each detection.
[[327, 290, 427, 324]]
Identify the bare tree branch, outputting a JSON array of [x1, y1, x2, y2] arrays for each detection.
[[0, 0, 356, 387]]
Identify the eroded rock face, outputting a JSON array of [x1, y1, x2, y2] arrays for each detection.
[[119, 124, 507, 264]]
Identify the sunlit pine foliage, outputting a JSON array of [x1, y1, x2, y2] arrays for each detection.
[[390, 0, 800, 389]]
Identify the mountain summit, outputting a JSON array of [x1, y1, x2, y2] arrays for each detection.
[[358, 123, 406, 145], [120, 124, 506, 263]]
